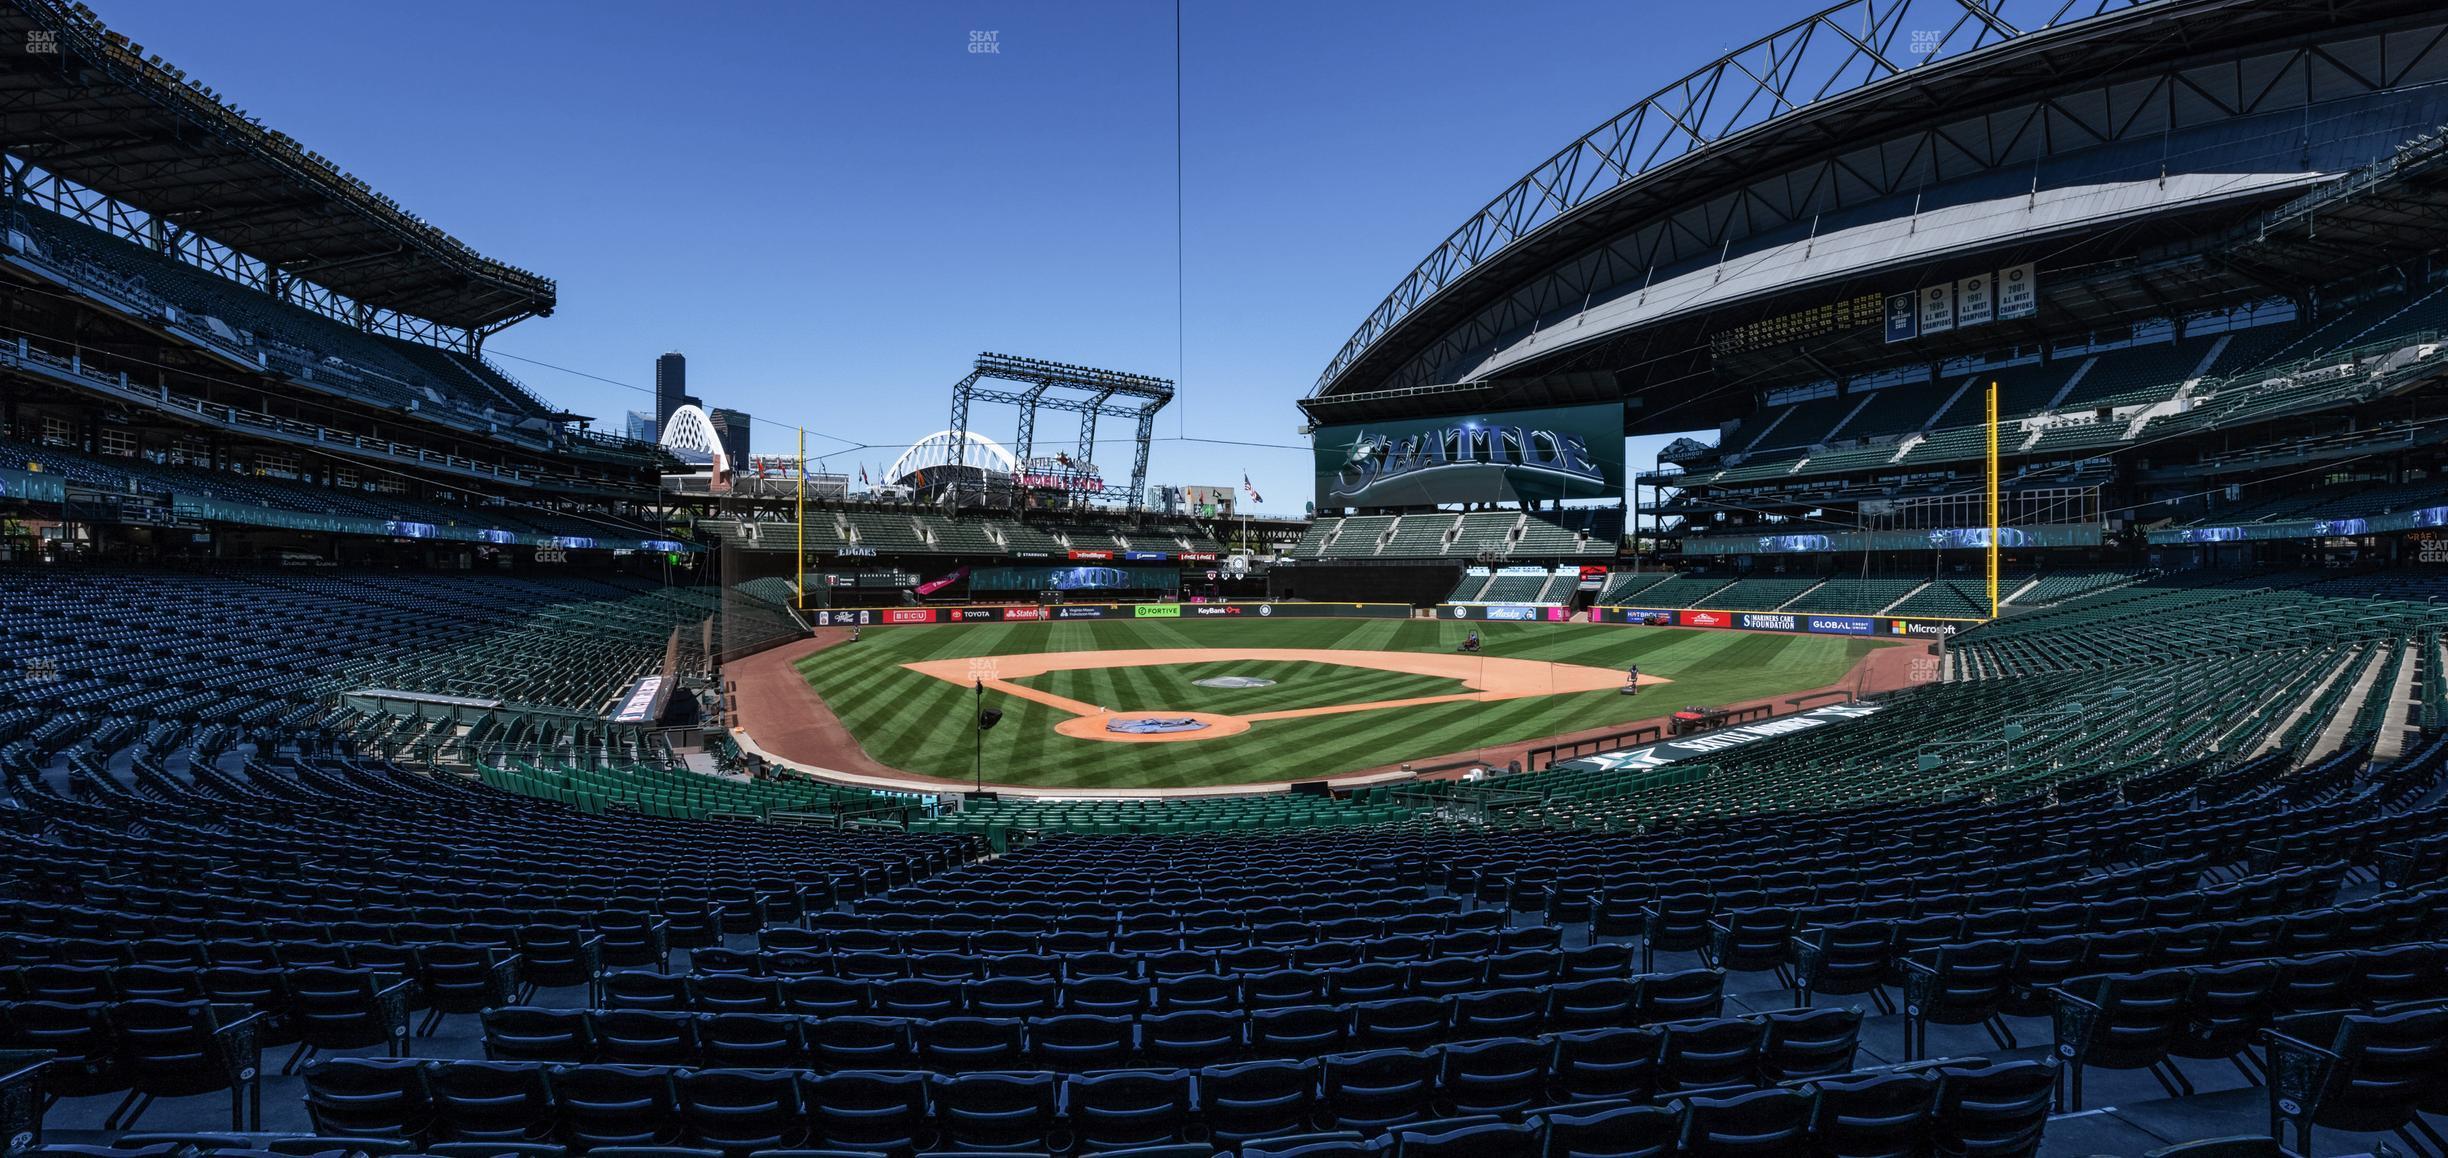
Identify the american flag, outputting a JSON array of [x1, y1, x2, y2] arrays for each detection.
[[1242, 472, 1263, 503]]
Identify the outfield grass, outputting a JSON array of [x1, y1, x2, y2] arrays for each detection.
[[793, 616, 1890, 790], [1015, 659, 1466, 715]]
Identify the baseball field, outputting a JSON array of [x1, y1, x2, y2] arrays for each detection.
[[790, 615, 1892, 790]]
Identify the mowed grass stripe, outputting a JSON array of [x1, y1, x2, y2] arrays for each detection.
[[795, 617, 1892, 786], [1018, 660, 1466, 716]]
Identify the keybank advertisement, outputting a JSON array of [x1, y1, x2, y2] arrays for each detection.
[[1313, 402, 1624, 508]]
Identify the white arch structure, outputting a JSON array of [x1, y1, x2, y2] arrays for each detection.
[[888, 430, 1016, 484], [659, 404, 729, 475]]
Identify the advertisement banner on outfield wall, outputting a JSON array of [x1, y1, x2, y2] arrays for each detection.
[[1592, 608, 1677, 626], [1588, 608, 1970, 635], [1313, 402, 1625, 509], [814, 602, 1409, 625], [1439, 604, 1570, 622]]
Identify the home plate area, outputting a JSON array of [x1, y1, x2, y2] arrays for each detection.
[[898, 647, 1669, 744]]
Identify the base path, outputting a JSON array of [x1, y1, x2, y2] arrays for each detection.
[[898, 648, 1667, 744]]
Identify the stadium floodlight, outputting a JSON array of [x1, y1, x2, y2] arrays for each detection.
[[943, 353, 1175, 513]]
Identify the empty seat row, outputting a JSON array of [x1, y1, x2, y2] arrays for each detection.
[[489, 972, 1732, 1070], [307, 1042, 2056, 1156]]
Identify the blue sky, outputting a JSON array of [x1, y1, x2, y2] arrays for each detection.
[[100, 0, 1806, 513]]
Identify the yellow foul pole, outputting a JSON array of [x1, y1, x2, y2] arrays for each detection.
[[795, 427, 806, 611], [1985, 382, 1999, 619]]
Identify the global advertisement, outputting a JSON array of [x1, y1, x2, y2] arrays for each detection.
[[1807, 615, 1877, 635], [1313, 402, 1624, 509]]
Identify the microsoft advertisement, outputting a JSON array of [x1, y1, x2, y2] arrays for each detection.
[[1313, 402, 1624, 509]]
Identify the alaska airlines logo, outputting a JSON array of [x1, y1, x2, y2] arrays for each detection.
[[1329, 420, 1601, 498]]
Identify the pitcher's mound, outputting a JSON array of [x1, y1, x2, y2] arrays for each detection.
[[1057, 711, 1253, 743]]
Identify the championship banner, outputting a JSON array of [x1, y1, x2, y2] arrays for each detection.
[[1882, 293, 1917, 344], [1917, 283, 1954, 336], [1997, 263, 2037, 318], [1954, 272, 1994, 328]]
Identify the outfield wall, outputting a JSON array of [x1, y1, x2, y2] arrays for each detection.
[[1433, 604, 1574, 622], [1588, 605, 1983, 639], [806, 601, 1412, 626]]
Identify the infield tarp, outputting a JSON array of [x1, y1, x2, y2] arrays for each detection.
[[1551, 701, 1887, 773]]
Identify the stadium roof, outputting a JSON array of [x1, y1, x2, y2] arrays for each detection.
[[1308, 0, 2448, 408], [0, 0, 555, 331]]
